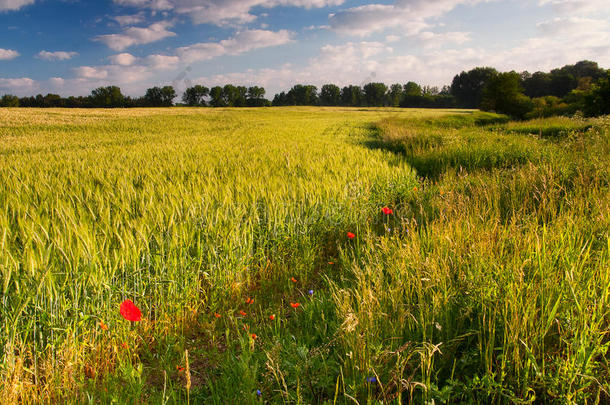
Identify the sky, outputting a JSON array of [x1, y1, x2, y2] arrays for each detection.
[[0, 0, 609, 98]]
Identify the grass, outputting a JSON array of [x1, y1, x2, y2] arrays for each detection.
[[0, 107, 608, 403]]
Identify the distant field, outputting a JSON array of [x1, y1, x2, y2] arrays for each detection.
[[1, 108, 608, 403]]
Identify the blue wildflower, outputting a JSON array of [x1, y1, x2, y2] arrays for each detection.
[[256, 389, 262, 396], [308, 289, 314, 295], [366, 376, 377, 383]]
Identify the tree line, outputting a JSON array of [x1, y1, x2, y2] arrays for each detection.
[[1, 60, 608, 117]]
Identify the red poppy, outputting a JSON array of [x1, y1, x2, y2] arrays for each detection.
[[245, 297, 254, 305], [382, 207, 393, 215], [328, 261, 335, 265], [347, 232, 355, 239], [177, 366, 185, 372], [290, 302, 301, 309], [269, 314, 275, 321], [291, 277, 297, 283], [120, 299, 142, 322], [239, 310, 247, 316], [251, 333, 257, 340], [100, 321, 108, 331], [121, 342, 129, 349], [214, 313, 221, 318]]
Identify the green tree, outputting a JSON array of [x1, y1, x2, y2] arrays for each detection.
[[450, 67, 498, 108], [481, 71, 533, 119], [247, 86, 267, 107], [286, 85, 318, 105], [160, 86, 176, 106], [388, 83, 403, 107], [90, 86, 125, 108], [549, 72, 577, 98], [584, 71, 610, 117], [182, 85, 209, 106], [363, 82, 388, 106], [522, 71, 551, 98], [320, 84, 341, 106], [209, 86, 226, 107], [403, 81, 422, 96], [340, 85, 362, 107], [0, 94, 19, 107]]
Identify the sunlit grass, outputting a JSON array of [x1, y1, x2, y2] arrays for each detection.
[[0, 107, 608, 403]]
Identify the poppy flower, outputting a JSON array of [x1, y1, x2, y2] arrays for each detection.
[[291, 277, 297, 283], [214, 313, 221, 318], [245, 297, 254, 305], [177, 366, 185, 372], [239, 310, 247, 316], [347, 232, 355, 239], [100, 321, 108, 331], [269, 314, 275, 320], [251, 333, 257, 340], [328, 261, 335, 265], [382, 206, 393, 215], [121, 342, 129, 349], [290, 302, 301, 309], [120, 299, 142, 322]]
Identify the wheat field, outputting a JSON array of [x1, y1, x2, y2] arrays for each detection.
[[1, 107, 608, 403]]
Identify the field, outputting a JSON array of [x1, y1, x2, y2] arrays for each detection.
[[1, 107, 609, 403]]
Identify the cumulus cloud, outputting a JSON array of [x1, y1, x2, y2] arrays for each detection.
[[113, 0, 345, 25], [176, 29, 294, 62], [0, 77, 36, 94], [112, 12, 147, 26], [538, 0, 610, 15], [73, 64, 152, 84], [109, 52, 138, 66], [145, 54, 180, 69], [416, 31, 472, 48], [37, 50, 78, 61], [329, 0, 488, 36], [190, 41, 401, 92], [0, 0, 34, 11], [94, 21, 176, 51], [0, 48, 19, 60], [74, 66, 109, 80]]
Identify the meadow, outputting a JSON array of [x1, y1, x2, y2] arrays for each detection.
[[0, 107, 608, 403]]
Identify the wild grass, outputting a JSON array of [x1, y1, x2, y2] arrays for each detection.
[[0, 107, 608, 403]]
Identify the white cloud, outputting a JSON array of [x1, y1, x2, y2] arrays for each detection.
[[94, 21, 176, 51], [37, 50, 78, 61], [0, 77, 36, 93], [48, 77, 65, 87], [538, 0, 610, 15], [109, 52, 138, 65], [0, 0, 34, 11], [145, 54, 180, 69], [73, 66, 109, 79], [73, 64, 152, 85], [416, 31, 471, 48], [112, 12, 146, 26], [176, 29, 294, 62], [385, 34, 400, 43], [329, 0, 488, 36], [113, 0, 345, 25], [0, 48, 19, 60]]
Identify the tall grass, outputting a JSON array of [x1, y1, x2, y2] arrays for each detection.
[[0, 107, 608, 403]]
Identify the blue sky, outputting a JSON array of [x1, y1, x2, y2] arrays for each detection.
[[0, 0, 609, 97]]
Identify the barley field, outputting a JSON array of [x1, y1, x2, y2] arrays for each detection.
[[1, 107, 609, 403]]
